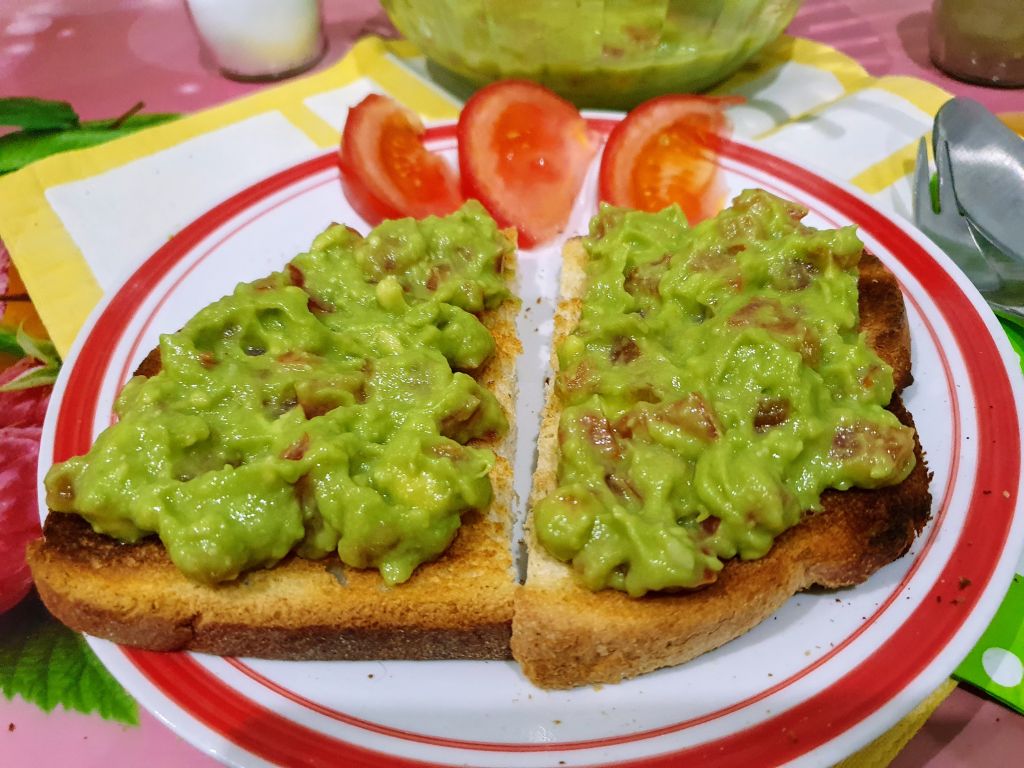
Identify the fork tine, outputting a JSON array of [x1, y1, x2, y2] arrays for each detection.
[[965, 214, 1024, 280], [913, 137, 931, 222], [934, 139, 961, 215], [913, 134, 1002, 292]]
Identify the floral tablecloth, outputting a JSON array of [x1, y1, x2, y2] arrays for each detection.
[[2, 1, 1023, 766]]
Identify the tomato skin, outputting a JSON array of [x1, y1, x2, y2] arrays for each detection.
[[458, 80, 596, 248], [339, 94, 463, 224], [598, 95, 739, 224]]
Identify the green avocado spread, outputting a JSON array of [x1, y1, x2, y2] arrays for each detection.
[[534, 190, 917, 597], [45, 201, 512, 585]]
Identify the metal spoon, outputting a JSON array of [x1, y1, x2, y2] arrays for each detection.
[[934, 97, 1024, 264]]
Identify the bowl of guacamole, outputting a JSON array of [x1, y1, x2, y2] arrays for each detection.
[[381, 0, 803, 109]]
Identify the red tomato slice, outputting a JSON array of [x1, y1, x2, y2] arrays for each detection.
[[459, 80, 596, 248], [339, 94, 463, 223], [599, 95, 740, 224]]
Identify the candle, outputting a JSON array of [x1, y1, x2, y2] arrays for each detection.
[[185, 0, 325, 81], [929, 0, 1024, 87]]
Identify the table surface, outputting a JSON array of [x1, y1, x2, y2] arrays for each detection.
[[1, 1, 1022, 766]]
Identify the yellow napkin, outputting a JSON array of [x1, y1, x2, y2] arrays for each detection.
[[837, 680, 959, 768]]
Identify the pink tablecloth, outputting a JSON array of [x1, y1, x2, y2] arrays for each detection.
[[1, 1, 1021, 766]]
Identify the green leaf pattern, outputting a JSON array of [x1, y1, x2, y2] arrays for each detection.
[[0, 97, 178, 175], [0, 325, 61, 390], [0, 98, 79, 131], [0, 328, 23, 358], [0, 597, 138, 725]]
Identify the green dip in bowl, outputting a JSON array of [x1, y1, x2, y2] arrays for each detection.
[[381, 0, 803, 108]]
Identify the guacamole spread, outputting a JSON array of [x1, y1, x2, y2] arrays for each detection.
[[534, 191, 917, 597], [45, 202, 512, 585]]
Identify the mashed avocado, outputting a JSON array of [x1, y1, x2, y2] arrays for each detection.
[[46, 201, 512, 586], [534, 191, 917, 597]]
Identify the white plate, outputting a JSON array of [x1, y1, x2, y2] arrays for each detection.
[[39, 120, 1024, 768]]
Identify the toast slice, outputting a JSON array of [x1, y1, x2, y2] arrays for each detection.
[[511, 234, 932, 688], [28, 223, 522, 661]]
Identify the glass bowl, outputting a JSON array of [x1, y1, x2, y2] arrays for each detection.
[[381, 0, 803, 109]]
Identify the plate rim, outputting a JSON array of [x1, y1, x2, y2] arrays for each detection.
[[37, 122, 1024, 768]]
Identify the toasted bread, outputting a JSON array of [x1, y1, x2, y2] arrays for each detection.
[[511, 239, 931, 688], [28, 206, 930, 678], [27, 244, 522, 661]]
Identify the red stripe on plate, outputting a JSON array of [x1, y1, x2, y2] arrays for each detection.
[[126, 649, 429, 768]]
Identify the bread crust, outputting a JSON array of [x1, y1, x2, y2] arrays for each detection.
[[510, 240, 931, 688], [28, 229, 932, 678], [28, 256, 522, 661]]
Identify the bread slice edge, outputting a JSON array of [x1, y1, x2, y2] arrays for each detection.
[[28, 246, 523, 661], [511, 238, 931, 688]]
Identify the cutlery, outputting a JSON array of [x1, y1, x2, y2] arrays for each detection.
[[912, 137, 1024, 328], [933, 97, 1024, 264]]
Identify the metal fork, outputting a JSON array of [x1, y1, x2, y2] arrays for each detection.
[[913, 136, 1024, 328]]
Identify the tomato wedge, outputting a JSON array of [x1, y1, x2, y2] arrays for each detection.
[[339, 94, 463, 223], [599, 95, 739, 224], [459, 80, 596, 248]]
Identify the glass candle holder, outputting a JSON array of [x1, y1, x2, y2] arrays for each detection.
[[929, 0, 1024, 87], [186, 0, 325, 81]]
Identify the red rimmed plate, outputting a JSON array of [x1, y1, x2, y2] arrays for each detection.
[[38, 119, 1024, 768]]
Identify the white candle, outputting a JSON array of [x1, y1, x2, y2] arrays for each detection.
[[186, 0, 325, 80]]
